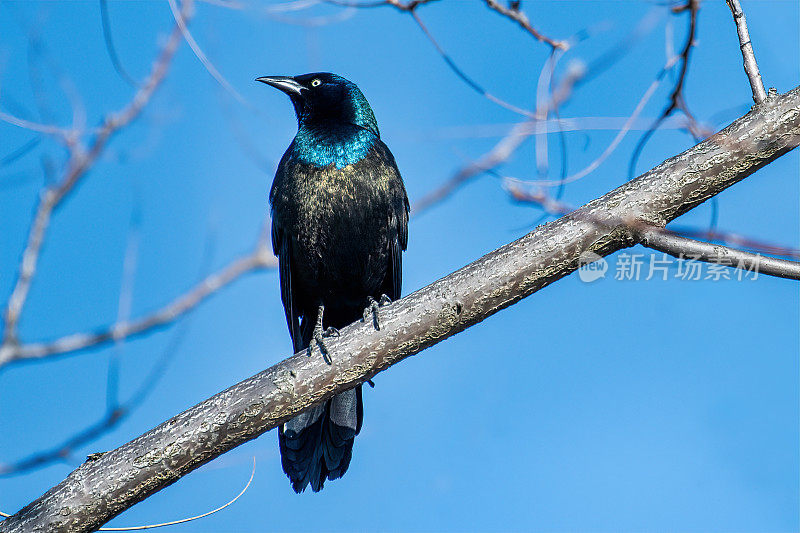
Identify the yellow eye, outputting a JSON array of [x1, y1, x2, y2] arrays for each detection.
[[311, 79, 321, 87]]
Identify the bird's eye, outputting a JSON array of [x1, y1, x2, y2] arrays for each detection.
[[311, 79, 321, 87]]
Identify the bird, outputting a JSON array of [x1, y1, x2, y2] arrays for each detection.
[[257, 72, 409, 493]]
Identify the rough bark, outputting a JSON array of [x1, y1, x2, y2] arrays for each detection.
[[3, 86, 799, 533]]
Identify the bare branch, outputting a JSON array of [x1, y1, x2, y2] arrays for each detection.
[[639, 227, 800, 280], [483, 0, 567, 50], [0, 244, 276, 366], [417, 50, 665, 211], [328, 0, 545, 117], [504, 179, 800, 260], [99, 0, 140, 88], [1, 0, 191, 352], [408, 9, 535, 117], [3, 83, 798, 533], [668, 226, 800, 260], [725, 0, 767, 104]]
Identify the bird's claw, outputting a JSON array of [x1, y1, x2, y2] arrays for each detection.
[[363, 294, 392, 331], [310, 329, 337, 365], [308, 306, 337, 364]]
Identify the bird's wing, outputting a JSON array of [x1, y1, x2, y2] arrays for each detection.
[[387, 199, 408, 301], [385, 150, 409, 301], [271, 147, 304, 352], [274, 222, 302, 352]]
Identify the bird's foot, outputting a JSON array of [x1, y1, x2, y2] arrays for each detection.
[[308, 305, 338, 364], [362, 294, 392, 331]]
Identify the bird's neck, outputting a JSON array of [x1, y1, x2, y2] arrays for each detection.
[[292, 122, 377, 169]]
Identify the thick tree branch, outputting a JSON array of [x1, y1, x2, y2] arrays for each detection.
[[2, 85, 799, 533], [725, 0, 767, 104]]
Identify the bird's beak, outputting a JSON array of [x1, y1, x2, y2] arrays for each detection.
[[256, 76, 305, 96]]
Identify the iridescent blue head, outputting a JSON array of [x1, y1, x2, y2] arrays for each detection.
[[257, 72, 379, 168]]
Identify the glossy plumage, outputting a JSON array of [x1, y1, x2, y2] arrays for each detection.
[[259, 72, 409, 492]]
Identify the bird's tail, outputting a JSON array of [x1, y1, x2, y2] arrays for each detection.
[[278, 385, 363, 493]]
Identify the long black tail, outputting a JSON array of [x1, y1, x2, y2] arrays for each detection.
[[278, 386, 363, 493], [278, 310, 363, 493]]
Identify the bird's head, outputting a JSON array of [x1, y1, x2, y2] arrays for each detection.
[[257, 72, 379, 137]]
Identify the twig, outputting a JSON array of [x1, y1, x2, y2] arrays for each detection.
[[107, 199, 143, 411], [99, 0, 140, 88], [518, 57, 668, 188], [0, 136, 40, 167], [412, 9, 669, 210], [0, 334, 179, 476], [0, 110, 77, 140], [669, 226, 800, 260], [638, 227, 800, 280], [167, 0, 251, 107], [628, 0, 701, 180], [437, 52, 664, 202], [95, 458, 255, 531], [725, 0, 767, 104], [408, 9, 535, 117], [534, 49, 562, 178], [0, 409, 125, 476], [326, 0, 439, 10], [327, 0, 539, 117], [483, 0, 567, 50]]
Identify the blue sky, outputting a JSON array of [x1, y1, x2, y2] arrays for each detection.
[[0, 1, 798, 531]]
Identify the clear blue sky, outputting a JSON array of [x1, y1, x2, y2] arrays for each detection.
[[0, 1, 798, 531]]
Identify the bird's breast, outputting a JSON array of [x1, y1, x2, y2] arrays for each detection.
[[272, 150, 395, 304]]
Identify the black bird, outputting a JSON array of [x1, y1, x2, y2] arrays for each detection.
[[257, 72, 409, 493]]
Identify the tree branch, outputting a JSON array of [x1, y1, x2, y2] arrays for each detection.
[[0, 243, 276, 366], [725, 0, 767, 104], [2, 84, 798, 533], [629, 0, 702, 180], [1, 0, 192, 351], [483, 0, 567, 50], [638, 227, 800, 280], [504, 179, 800, 262]]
